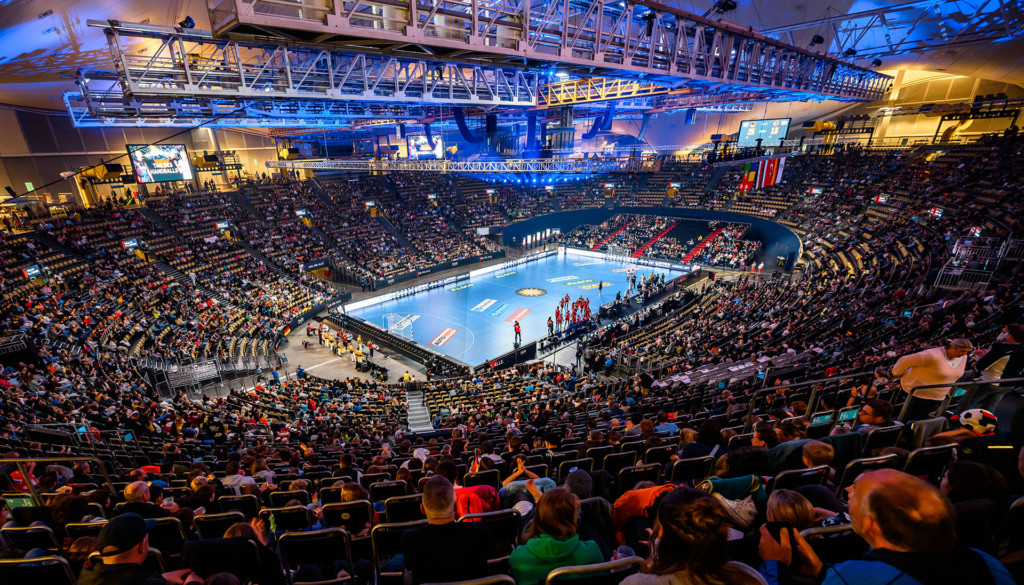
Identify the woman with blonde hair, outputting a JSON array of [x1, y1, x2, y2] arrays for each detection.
[[509, 487, 604, 585], [622, 487, 766, 585]]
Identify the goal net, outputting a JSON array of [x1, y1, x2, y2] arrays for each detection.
[[606, 244, 632, 260], [383, 313, 415, 341]]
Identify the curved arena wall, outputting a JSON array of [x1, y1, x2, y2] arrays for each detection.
[[502, 206, 802, 269]]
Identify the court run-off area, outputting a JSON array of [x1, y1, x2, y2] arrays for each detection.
[[344, 249, 688, 366]]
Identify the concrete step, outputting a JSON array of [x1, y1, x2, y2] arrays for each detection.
[[405, 390, 435, 432]]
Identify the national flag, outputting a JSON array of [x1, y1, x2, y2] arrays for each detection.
[[755, 156, 787, 189], [738, 162, 756, 192]]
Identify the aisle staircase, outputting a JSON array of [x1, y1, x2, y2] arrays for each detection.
[[592, 221, 632, 251], [405, 389, 434, 432], [681, 227, 726, 263], [631, 223, 676, 258]]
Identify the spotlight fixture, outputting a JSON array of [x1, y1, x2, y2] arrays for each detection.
[[178, 16, 195, 29], [809, 34, 825, 46], [38, 9, 53, 19], [843, 48, 857, 57], [871, 58, 882, 68]]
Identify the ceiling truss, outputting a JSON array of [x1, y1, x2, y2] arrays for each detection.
[[207, 0, 889, 101], [761, 0, 1024, 61], [266, 156, 658, 173]]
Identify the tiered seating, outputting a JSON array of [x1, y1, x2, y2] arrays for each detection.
[[319, 178, 428, 278], [643, 162, 717, 207], [383, 174, 499, 263], [451, 176, 509, 233], [2, 135, 1024, 585]]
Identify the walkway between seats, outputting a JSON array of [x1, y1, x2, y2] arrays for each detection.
[[631, 223, 677, 258], [681, 227, 726, 263], [592, 221, 633, 251]]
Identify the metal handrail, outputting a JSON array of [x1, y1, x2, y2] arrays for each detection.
[[3, 457, 120, 506], [896, 375, 1024, 422]]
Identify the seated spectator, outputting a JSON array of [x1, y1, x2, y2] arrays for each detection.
[[116, 482, 174, 519], [801, 441, 835, 471], [222, 521, 286, 585], [852, 399, 900, 434], [765, 490, 817, 532], [78, 513, 200, 585], [510, 487, 604, 585], [940, 461, 1010, 553], [65, 536, 99, 579], [623, 487, 766, 585], [221, 462, 257, 496], [759, 469, 1015, 584], [400, 476, 492, 584], [435, 461, 499, 517]]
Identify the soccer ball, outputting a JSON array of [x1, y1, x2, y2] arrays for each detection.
[[957, 408, 998, 435]]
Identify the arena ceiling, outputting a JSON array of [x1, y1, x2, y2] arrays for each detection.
[[0, 0, 1021, 113]]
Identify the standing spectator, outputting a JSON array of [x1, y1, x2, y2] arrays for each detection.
[[891, 338, 973, 421], [514, 321, 522, 344]]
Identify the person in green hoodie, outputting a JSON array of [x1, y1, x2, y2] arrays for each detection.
[[510, 487, 605, 585]]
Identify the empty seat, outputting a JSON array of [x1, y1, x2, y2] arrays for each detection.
[[669, 456, 714, 484], [385, 494, 425, 523], [279, 529, 355, 585], [0, 556, 75, 585], [835, 454, 899, 498], [194, 511, 247, 540]]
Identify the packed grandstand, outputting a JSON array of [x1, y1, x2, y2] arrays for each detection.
[[0, 132, 1021, 585]]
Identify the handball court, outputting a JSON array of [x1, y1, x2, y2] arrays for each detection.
[[346, 250, 688, 367]]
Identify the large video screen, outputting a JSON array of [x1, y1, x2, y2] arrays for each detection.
[[737, 118, 791, 147], [407, 135, 443, 160], [127, 144, 194, 183]]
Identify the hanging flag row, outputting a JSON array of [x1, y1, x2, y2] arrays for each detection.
[[738, 156, 787, 192]]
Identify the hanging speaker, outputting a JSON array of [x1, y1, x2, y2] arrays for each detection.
[[683, 108, 696, 125], [398, 124, 407, 139], [636, 113, 652, 142], [526, 112, 538, 150], [424, 123, 435, 148], [486, 114, 497, 134], [4, 186, 15, 198], [454, 108, 483, 143]]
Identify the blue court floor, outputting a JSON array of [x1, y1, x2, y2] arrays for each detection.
[[346, 251, 688, 366]]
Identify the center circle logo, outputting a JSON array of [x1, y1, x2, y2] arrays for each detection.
[[516, 287, 547, 297]]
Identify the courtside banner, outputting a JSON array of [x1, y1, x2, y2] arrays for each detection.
[[430, 328, 458, 346], [506, 308, 531, 322]]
